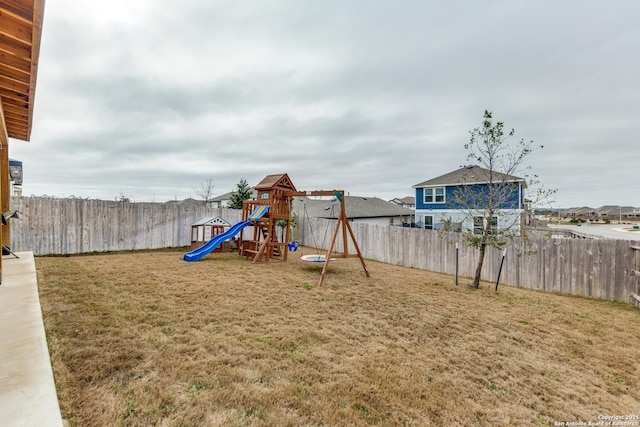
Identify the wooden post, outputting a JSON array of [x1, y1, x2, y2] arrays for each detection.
[[319, 218, 342, 287], [317, 192, 369, 287], [284, 196, 292, 261], [631, 244, 640, 309], [495, 248, 506, 291], [343, 214, 370, 278], [340, 193, 348, 257], [253, 229, 272, 263], [0, 150, 3, 284], [455, 242, 459, 286], [1, 140, 9, 247], [0, 105, 7, 283]]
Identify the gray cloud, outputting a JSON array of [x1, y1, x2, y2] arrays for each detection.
[[10, 0, 640, 207]]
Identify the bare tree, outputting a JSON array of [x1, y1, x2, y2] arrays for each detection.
[[453, 110, 555, 289], [194, 178, 216, 207]]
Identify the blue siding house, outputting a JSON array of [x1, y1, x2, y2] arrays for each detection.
[[412, 165, 526, 233]]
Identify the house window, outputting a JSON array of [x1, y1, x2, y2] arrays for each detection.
[[424, 215, 434, 230], [473, 216, 498, 234], [473, 217, 483, 234], [424, 187, 445, 203], [489, 217, 498, 233], [260, 192, 270, 200]]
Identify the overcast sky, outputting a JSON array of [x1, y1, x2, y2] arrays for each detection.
[[10, 0, 640, 208]]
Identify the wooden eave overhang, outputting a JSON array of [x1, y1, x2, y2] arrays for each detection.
[[0, 0, 45, 143]]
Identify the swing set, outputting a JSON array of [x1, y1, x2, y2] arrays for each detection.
[[300, 199, 335, 262], [295, 194, 336, 262], [237, 174, 369, 286]]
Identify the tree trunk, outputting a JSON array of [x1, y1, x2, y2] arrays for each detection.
[[473, 218, 492, 288], [473, 241, 486, 288]]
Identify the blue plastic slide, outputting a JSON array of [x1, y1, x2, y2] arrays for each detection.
[[183, 206, 269, 262]]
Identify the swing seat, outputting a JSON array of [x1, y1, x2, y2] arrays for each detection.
[[287, 240, 299, 252], [301, 254, 334, 263]]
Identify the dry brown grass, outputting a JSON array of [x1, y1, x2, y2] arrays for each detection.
[[36, 248, 640, 426]]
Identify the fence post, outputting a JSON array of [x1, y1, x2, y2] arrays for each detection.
[[631, 244, 640, 309], [495, 248, 506, 291]]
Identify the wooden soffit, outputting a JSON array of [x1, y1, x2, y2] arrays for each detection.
[[0, 0, 45, 142]]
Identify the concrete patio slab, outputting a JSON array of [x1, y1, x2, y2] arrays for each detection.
[[0, 252, 63, 427]]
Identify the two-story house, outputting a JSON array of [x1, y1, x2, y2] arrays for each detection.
[[412, 165, 526, 234]]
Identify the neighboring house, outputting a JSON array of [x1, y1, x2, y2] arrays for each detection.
[[293, 196, 414, 226], [596, 206, 640, 221], [618, 207, 639, 219], [595, 205, 621, 221], [211, 191, 234, 208], [9, 158, 22, 196], [562, 206, 596, 219], [562, 206, 640, 221], [412, 165, 526, 233], [594, 205, 640, 221], [165, 193, 233, 208], [389, 196, 415, 209], [165, 198, 202, 207]]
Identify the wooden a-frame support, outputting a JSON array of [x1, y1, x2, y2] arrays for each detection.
[[285, 190, 369, 286], [253, 229, 274, 263], [239, 175, 369, 287]]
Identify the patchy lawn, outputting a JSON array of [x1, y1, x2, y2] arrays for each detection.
[[36, 248, 640, 426]]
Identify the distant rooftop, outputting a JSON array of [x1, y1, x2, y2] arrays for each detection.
[[562, 205, 640, 216], [293, 196, 414, 219]]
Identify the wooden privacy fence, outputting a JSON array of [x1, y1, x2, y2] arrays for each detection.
[[298, 218, 640, 304], [9, 197, 640, 305], [10, 197, 242, 255]]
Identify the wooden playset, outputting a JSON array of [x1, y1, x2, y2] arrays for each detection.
[[238, 173, 369, 286]]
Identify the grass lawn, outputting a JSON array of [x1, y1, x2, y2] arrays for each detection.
[[36, 248, 640, 426]]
